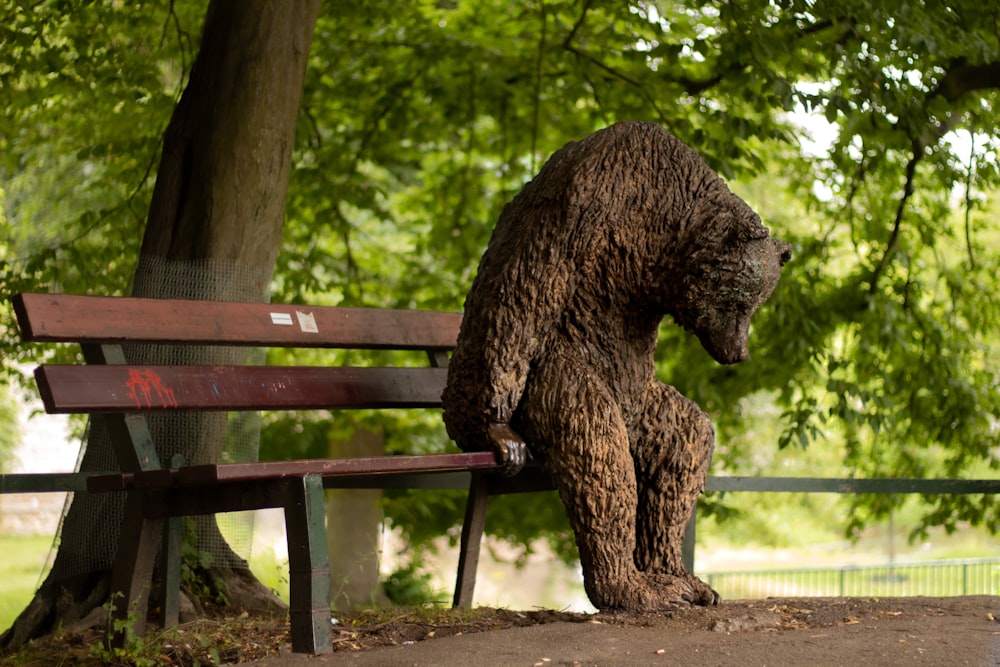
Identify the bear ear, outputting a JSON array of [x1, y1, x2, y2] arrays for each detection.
[[722, 218, 770, 246], [716, 197, 770, 244]]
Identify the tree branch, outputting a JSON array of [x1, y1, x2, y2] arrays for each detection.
[[869, 142, 921, 292], [531, 1, 547, 173], [964, 134, 977, 270], [672, 16, 851, 96], [869, 58, 1000, 291], [563, 0, 594, 46], [930, 60, 1000, 103], [561, 1, 669, 123]]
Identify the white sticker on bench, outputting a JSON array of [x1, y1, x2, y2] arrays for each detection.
[[270, 312, 294, 325], [296, 311, 319, 333]]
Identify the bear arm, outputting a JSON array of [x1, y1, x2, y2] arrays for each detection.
[[478, 255, 573, 425]]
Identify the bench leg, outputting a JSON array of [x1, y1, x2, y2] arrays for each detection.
[[283, 475, 332, 654], [159, 453, 186, 629], [108, 492, 163, 649], [453, 472, 491, 608], [160, 514, 183, 628]]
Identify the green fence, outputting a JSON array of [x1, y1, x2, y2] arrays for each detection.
[[700, 558, 1000, 599], [682, 476, 1000, 573]]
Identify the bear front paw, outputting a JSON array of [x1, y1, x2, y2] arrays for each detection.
[[487, 422, 528, 476]]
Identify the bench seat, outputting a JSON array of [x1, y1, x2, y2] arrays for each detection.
[[86, 451, 501, 491]]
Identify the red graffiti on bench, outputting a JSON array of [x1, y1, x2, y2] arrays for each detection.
[[126, 368, 178, 409]]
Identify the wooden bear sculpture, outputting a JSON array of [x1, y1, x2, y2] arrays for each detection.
[[443, 121, 792, 611]]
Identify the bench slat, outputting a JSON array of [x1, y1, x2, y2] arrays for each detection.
[[35, 365, 447, 413], [179, 452, 500, 484], [84, 452, 502, 492], [13, 293, 461, 350]]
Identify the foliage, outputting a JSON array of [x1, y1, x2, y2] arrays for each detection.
[[179, 518, 233, 608], [0, 0, 199, 381], [1, 0, 999, 555], [383, 558, 450, 606], [92, 593, 158, 667], [0, 385, 19, 474]]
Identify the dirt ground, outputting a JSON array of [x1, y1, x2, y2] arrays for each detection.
[[229, 596, 1000, 667], [5, 596, 1000, 666]]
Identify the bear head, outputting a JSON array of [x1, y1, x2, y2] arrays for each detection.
[[665, 191, 792, 365]]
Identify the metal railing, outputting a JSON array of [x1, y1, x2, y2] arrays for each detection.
[[682, 476, 1000, 574], [700, 558, 1000, 599]]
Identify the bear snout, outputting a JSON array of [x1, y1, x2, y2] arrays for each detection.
[[695, 317, 751, 365], [775, 239, 792, 266]]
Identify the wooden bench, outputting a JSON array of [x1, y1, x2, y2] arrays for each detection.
[[9, 292, 555, 655]]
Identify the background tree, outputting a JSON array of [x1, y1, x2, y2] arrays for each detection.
[[1, 0, 321, 648], [1, 0, 998, 647]]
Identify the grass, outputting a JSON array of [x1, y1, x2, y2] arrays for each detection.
[[247, 547, 291, 604], [0, 535, 291, 636], [0, 536, 53, 635]]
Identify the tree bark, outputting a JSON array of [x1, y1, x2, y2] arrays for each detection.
[[137, 0, 320, 281], [0, 0, 321, 650]]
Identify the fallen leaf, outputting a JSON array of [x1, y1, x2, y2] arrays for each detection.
[[769, 604, 813, 614]]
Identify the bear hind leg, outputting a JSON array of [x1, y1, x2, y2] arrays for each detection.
[[632, 381, 720, 605], [519, 355, 705, 611]]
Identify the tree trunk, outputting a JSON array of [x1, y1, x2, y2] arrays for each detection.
[[326, 426, 390, 611], [0, 0, 321, 650]]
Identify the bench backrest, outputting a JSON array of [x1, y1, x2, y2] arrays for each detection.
[[13, 293, 462, 416], [13, 293, 460, 350]]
